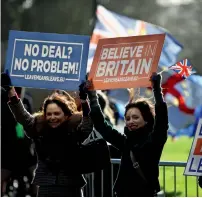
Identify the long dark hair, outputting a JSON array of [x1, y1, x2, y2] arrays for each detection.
[[124, 98, 155, 129]]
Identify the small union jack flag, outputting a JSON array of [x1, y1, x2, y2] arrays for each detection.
[[168, 59, 195, 79]]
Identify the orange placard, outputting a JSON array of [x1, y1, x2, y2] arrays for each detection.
[[88, 34, 165, 90]]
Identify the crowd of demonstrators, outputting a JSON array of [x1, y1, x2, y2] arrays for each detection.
[[3, 70, 201, 197], [1, 71, 168, 197], [80, 72, 169, 197]]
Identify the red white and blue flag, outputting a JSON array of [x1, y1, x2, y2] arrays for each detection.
[[169, 59, 195, 79], [87, 5, 183, 72]]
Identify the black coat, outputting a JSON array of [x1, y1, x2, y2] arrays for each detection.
[[1, 87, 17, 141], [1, 87, 37, 172], [90, 100, 168, 197], [8, 98, 93, 188]]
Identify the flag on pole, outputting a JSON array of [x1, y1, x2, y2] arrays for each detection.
[[87, 5, 183, 72], [168, 59, 195, 79]]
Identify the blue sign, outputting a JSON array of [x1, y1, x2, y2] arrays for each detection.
[[5, 30, 90, 90]]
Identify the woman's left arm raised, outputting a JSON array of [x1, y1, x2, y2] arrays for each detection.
[[151, 73, 169, 143], [76, 84, 94, 142], [78, 100, 94, 142]]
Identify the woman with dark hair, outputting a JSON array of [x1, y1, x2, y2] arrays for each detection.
[[80, 73, 168, 197], [6, 85, 93, 197]]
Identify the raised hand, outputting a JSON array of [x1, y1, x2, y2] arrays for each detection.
[[85, 80, 93, 90], [79, 82, 88, 100], [150, 72, 164, 103], [150, 72, 162, 89], [1, 70, 12, 92]]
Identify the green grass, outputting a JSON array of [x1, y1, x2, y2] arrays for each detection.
[[159, 137, 201, 197]]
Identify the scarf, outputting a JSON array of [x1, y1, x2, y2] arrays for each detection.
[[124, 124, 152, 148], [35, 119, 79, 173]]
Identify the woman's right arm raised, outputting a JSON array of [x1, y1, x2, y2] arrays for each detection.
[[8, 87, 36, 138], [80, 82, 125, 150]]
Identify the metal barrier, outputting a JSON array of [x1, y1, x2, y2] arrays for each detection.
[[83, 159, 201, 197], [159, 161, 200, 197]]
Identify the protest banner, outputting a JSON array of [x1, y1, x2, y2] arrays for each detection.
[[184, 118, 202, 176], [88, 34, 165, 90], [5, 30, 90, 90]]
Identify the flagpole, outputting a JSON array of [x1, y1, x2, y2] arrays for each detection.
[[90, 0, 98, 33]]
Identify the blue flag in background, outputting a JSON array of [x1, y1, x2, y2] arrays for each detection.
[[87, 5, 183, 71], [142, 72, 202, 138], [173, 105, 202, 138], [108, 72, 202, 137]]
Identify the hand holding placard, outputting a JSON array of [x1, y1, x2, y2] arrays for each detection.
[[1, 70, 12, 92]]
